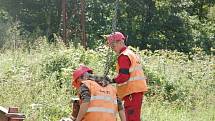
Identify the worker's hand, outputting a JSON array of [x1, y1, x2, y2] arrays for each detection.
[[95, 76, 110, 87], [111, 78, 116, 83]]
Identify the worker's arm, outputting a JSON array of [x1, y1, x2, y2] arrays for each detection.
[[75, 83, 91, 121], [75, 102, 89, 121], [119, 109, 126, 121], [113, 54, 131, 84], [117, 97, 126, 121]]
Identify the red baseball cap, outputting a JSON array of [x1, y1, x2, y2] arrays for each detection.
[[72, 65, 92, 88], [106, 32, 125, 44]]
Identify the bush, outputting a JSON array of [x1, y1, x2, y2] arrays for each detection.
[[0, 41, 214, 120]]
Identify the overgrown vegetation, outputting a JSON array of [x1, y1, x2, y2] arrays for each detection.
[[0, 0, 215, 53], [0, 41, 214, 121]]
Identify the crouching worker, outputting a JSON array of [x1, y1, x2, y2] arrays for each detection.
[[72, 65, 126, 121]]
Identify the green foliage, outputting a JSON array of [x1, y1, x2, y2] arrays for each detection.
[[0, 0, 215, 53], [0, 21, 215, 121], [40, 46, 84, 91], [39, 43, 116, 98], [139, 49, 214, 109], [0, 42, 214, 120]]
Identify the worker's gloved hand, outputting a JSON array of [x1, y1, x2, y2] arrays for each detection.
[[85, 74, 110, 87], [104, 77, 115, 84], [111, 78, 116, 83], [96, 76, 111, 87]]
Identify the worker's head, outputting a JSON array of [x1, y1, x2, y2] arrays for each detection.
[[105, 32, 126, 54], [72, 65, 93, 88]]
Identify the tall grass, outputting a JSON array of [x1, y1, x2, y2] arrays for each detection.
[[0, 40, 214, 121]]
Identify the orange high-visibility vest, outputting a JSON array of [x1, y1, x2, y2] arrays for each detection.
[[116, 48, 148, 99], [81, 80, 118, 121]]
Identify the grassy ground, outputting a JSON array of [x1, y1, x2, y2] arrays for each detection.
[[0, 43, 214, 121], [142, 99, 215, 121]]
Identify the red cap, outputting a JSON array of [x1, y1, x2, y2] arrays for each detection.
[[72, 65, 92, 88], [106, 32, 125, 44]]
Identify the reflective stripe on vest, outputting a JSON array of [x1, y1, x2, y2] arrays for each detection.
[[116, 48, 148, 99], [90, 96, 117, 104], [87, 107, 116, 114], [129, 65, 143, 73], [117, 76, 147, 86]]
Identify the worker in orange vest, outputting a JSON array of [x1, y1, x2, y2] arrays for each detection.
[[72, 65, 126, 121], [104, 32, 148, 121]]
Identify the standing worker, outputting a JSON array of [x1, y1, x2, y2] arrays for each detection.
[[72, 65, 126, 121], [104, 32, 148, 121]]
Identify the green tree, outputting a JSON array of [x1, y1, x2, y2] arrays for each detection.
[[0, 0, 214, 53]]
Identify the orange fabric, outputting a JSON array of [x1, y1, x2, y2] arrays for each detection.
[[81, 80, 117, 121], [116, 48, 148, 99]]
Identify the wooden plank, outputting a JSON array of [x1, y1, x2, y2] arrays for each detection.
[[0, 106, 8, 121], [0, 106, 25, 121]]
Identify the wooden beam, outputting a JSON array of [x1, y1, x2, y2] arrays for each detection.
[[0, 106, 25, 121]]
